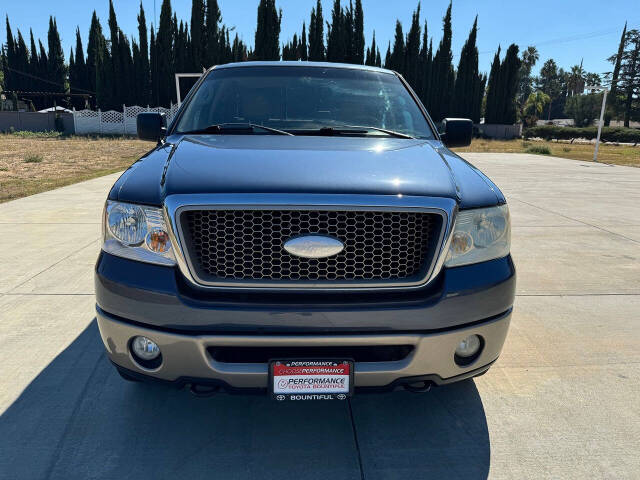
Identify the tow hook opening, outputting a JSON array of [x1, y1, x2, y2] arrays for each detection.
[[403, 380, 432, 393], [189, 383, 221, 397]]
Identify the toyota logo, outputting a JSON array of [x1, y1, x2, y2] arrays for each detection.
[[276, 395, 286, 401]]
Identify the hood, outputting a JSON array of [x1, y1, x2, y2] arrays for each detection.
[[111, 135, 501, 208], [163, 135, 456, 198]]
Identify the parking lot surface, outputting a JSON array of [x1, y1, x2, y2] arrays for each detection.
[[1, 153, 639, 479]]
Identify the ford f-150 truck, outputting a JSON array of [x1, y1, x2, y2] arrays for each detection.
[[95, 62, 515, 400]]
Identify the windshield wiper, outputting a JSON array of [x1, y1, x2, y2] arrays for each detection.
[[181, 123, 294, 136], [300, 125, 414, 139], [339, 125, 415, 139]]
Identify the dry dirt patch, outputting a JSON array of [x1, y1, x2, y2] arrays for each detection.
[[0, 134, 153, 203]]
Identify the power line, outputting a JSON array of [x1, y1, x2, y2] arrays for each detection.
[[4, 66, 96, 95]]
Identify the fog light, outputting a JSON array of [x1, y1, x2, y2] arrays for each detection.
[[131, 336, 160, 360], [456, 334, 481, 358]]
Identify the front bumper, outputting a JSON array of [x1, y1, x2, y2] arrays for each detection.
[[97, 307, 511, 389]]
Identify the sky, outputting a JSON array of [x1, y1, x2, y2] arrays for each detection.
[[3, 0, 637, 78]]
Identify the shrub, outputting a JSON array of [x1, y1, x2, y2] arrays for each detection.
[[526, 145, 551, 155], [523, 125, 640, 143], [564, 93, 602, 127], [24, 154, 43, 163]]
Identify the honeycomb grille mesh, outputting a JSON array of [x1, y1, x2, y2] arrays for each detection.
[[181, 209, 437, 283]]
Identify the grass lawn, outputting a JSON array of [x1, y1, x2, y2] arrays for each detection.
[[453, 138, 640, 167], [0, 133, 153, 203]]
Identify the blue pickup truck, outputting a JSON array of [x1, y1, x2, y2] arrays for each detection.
[[95, 62, 515, 400]]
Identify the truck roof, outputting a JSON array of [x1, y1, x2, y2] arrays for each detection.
[[210, 61, 395, 75]]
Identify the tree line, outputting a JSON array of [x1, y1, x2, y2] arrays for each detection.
[[1, 0, 637, 127]]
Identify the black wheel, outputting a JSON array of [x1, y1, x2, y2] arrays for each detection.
[[117, 368, 142, 383]]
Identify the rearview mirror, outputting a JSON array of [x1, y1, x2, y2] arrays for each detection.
[[440, 118, 472, 148], [137, 112, 167, 142]]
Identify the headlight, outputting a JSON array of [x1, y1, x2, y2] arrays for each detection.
[[102, 201, 176, 266], [445, 204, 510, 267]]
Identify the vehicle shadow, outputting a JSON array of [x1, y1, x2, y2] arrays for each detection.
[[0, 320, 489, 480]]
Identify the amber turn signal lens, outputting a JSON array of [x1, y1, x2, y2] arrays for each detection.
[[450, 231, 473, 255], [145, 229, 171, 253]]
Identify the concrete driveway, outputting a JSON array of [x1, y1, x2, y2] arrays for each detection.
[[1, 153, 639, 479]]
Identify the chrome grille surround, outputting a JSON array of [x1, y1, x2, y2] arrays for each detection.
[[164, 194, 457, 291]]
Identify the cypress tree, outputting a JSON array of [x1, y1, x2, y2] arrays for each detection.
[[87, 12, 103, 97], [343, 1, 354, 63], [150, 26, 159, 105], [326, 0, 345, 62], [500, 44, 521, 124], [472, 73, 486, 124], [37, 40, 48, 93], [190, 0, 205, 70], [205, 0, 222, 67], [384, 41, 391, 68], [5, 16, 15, 91], [254, 0, 281, 60], [365, 31, 377, 66], [15, 30, 30, 93], [73, 28, 87, 93], [429, 2, 454, 121], [118, 29, 134, 105], [47, 17, 66, 94], [484, 47, 501, 123], [388, 21, 404, 74], [136, 3, 150, 105], [231, 33, 247, 62], [107, 0, 121, 106], [29, 30, 39, 91], [174, 18, 187, 74], [299, 22, 308, 60], [93, 20, 112, 110], [418, 20, 430, 106], [68, 48, 75, 106], [156, 0, 175, 105], [375, 45, 381, 67], [353, 0, 364, 64], [404, 4, 421, 92], [308, 1, 325, 61], [451, 16, 479, 119]]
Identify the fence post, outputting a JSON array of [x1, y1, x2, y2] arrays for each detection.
[[72, 107, 77, 135], [98, 109, 102, 135]]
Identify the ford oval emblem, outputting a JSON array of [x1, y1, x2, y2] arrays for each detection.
[[283, 235, 344, 259]]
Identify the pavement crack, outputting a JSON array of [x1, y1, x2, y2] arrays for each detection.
[[347, 399, 366, 480]]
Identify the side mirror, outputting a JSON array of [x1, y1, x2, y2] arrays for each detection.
[[440, 118, 472, 148], [137, 112, 167, 142]]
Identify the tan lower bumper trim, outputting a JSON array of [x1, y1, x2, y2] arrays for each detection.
[[97, 310, 511, 388]]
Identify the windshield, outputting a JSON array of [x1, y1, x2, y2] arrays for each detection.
[[174, 66, 435, 139]]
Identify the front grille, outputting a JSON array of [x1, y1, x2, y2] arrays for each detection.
[[180, 209, 441, 286]]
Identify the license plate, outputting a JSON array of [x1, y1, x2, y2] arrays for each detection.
[[269, 359, 354, 401]]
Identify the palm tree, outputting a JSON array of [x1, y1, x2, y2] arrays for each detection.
[[523, 91, 551, 126], [522, 46, 539, 71], [567, 63, 586, 96], [517, 46, 540, 118]]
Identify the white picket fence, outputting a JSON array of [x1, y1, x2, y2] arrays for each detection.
[[73, 104, 180, 135]]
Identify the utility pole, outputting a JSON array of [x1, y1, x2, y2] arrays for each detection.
[[590, 86, 608, 163]]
